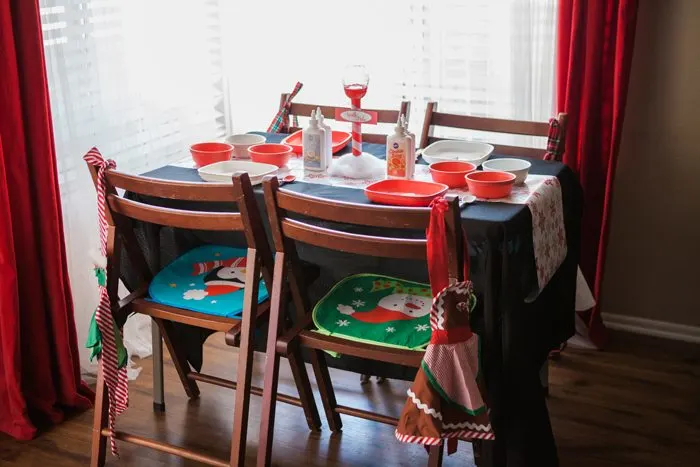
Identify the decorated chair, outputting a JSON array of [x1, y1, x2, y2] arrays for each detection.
[[420, 102, 569, 395], [84, 151, 322, 467], [273, 90, 411, 144], [420, 101, 568, 161], [257, 177, 492, 467]]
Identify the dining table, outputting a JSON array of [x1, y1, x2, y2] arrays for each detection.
[[118, 131, 582, 467]]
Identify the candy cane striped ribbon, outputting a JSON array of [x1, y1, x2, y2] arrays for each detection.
[[350, 98, 362, 156], [267, 82, 303, 133], [84, 147, 129, 456]]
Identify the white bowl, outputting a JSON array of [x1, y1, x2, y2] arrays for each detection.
[[422, 140, 494, 167], [482, 158, 532, 185], [197, 160, 277, 185], [225, 133, 267, 159]]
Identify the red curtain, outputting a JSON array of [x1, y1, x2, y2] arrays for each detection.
[[0, 0, 93, 439], [557, 0, 639, 348]]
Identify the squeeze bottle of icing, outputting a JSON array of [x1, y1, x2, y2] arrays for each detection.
[[303, 111, 326, 171], [386, 116, 411, 178], [401, 115, 416, 179], [316, 107, 333, 167]]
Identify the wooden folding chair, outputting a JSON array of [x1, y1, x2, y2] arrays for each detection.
[[420, 101, 568, 160], [279, 93, 411, 144], [420, 102, 567, 398], [256, 176, 467, 467], [86, 168, 322, 467]]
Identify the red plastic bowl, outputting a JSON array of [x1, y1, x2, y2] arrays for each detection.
[[248, 143, 293, 168], [465, 171, 516, 199], [429, 161, 476, 188], [190, 142, 234, 168], [364, 179, 448, 207]]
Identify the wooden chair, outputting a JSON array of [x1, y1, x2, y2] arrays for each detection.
[[86, 168, 322, 467], [256, 176, 467, 467], [420, 101, 568, 160], [279, 93, 411, 144]]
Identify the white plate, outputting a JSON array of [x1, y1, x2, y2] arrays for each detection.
[[482, 158, 531, 185], [197, 160, 278, 185], [422, 140, 494, 166]]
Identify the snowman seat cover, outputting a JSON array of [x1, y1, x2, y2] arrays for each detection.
[[148, 245, 268, 318], [313, 274, 434, 351]]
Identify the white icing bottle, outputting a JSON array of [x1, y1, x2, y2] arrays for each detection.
[[401, 114, 416, 179], [303, 111, 326, 171], [316, 107, 333, 168], [386, 116, 411, 179]]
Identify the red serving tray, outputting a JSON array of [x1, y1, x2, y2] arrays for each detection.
[[364, 179, 448, 207], [281, 130, 352, 155]]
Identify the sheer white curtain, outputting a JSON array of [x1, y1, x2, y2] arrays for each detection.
[[40, 0, 226, 376], [224, 0, 557, 146], [40, 0, 556, 377]]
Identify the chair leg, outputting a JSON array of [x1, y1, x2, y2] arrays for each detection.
[[257, 348, 281, 467], [476, 440, 496, 467], [427, 444, 444, 467], [309, 349, 342, 432], [257, 254, 287, 467], [152, 320, 166, 412], [155, 318, 200, 399], [472, 440, 482, 466], [229, 250, 261, 467], [287, 348, 322, 431], [90, 363, 109, 467]]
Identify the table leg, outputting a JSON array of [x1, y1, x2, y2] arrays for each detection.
[[540, 361, 549, 397], [152, 320, 165, 412], [482, 239, 506, 467]]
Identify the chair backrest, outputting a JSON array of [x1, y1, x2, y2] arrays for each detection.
[[420, 101, 568, 159], [262, 175, 464, 293], [280, 93, 411, 144], [85, 165, 274, 288]]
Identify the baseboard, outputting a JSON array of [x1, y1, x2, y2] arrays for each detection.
[[602, 313, 700, 344]]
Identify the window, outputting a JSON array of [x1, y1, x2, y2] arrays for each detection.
[[40, 0, 226, 373], [224, 0, 557, 144], [41, 0, 557, 373]]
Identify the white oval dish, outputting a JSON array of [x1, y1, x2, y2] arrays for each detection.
[[197, 160, 277, 185], [421, 140, 494, 167], [482, 158, 532, 185]]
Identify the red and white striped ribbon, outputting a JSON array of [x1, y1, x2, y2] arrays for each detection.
[[350, 98, 362, 156], [84, 147, 129, 456]]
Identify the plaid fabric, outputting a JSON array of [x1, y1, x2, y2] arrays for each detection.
[[544, 117, 563, 161], [267, 82, 303, 133]]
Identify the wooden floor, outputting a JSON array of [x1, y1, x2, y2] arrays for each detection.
[[1, 331, 699, 466]]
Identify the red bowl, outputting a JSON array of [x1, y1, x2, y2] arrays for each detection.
[[429, 161, 476, 188], [465, 170, 516, 199], [248, 143, 293, 168], [364, 179, 448, 207], [190, 142, 233, 168]]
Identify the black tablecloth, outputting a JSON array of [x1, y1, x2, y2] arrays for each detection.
[[120, 136, 582, 467]]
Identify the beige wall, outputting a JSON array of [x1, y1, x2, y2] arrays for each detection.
[[602, 0, 700, 326]]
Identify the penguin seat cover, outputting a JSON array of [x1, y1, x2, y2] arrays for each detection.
[[313, 275, 434, 350], [149, 245, 268, 318]]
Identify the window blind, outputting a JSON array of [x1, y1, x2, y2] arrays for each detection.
[[224, 0, 557, 148], [40, 0, 226, 372], [41, 0, 226, 195]]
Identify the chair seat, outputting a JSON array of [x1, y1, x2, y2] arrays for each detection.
[[312, 274, 433, 350], [149, 245, 268, 319]]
